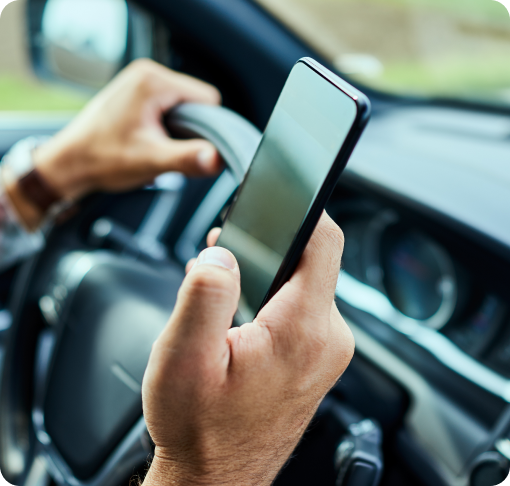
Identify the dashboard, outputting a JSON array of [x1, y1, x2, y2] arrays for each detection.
[[1, 102, 510, 486], [331, 183, 510, 397], [326, 103, 510, 486]]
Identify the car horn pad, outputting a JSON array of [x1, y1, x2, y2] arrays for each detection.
[[41, 255, 183, 478]]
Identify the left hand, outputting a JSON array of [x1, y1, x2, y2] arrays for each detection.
[[7, 59, 222, 229], [35, 58, 223, 200]]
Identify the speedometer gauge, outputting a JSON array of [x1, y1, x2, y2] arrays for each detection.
[[380, 226, 457, 329]]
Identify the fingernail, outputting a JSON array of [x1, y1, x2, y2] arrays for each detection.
[[196, 247, 236, 270], [197, 146, 216, 170]]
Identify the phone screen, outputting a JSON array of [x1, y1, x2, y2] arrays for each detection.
[[217, 62, 358, 322]]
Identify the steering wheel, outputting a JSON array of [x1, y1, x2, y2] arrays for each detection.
[[0, 104, 262, 486]]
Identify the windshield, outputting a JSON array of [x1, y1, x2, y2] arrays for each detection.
[[255, 0, 510, 105]]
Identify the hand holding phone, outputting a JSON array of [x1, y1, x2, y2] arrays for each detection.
[[146, 211, 354, 486]]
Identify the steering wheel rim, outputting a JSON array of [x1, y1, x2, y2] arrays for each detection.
[[0, 104, 262, 486]]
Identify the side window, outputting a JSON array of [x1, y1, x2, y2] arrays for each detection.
[[0, 0, 170, 114], [0, 0, 90, 112]]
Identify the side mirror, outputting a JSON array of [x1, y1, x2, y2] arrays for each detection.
[[27, 0, 168, 91]]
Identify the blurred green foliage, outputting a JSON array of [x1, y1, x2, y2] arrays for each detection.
[[370, 56, 510, 99], [0, 74, 89, 111], [309, 0, 510, 19]]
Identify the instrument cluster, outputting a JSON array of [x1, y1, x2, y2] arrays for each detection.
[[340, 209, 457, 331], [328, 190, 510, 388]]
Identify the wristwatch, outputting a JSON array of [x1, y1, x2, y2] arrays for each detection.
[[17, 167, 61, 213], [1, 136, 70, 218]]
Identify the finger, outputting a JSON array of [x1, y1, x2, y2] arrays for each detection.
[[152, 138, 223, 176], [207, 228, 222, 248], [156, 247, 241, 371], [256, 212, 344, 342], [125, 58, 222, 107], [185, 258, 197, 274], [286, 211, 344, 311], [160, 69, 222, 106]]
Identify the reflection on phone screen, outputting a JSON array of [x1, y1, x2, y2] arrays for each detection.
[[218, 63, 357, 323]]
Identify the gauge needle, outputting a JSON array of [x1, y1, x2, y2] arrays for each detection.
[[494, 0, 510, 16], [0, 0, 17, 17]]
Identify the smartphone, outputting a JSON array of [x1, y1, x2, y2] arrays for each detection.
[[217, 57, 371, 324]]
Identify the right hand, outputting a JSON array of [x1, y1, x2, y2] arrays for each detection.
[[142, 213, 354, 486]]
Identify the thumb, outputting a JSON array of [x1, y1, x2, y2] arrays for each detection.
[[152, 137, 223, 176], [156, 247, 240, 373]]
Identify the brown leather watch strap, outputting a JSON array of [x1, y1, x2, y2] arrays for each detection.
[[17, 168, 62, 213]]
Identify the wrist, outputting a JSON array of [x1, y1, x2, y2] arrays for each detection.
[[0, 136, 65, 230], [143, 455, 202, 486], [33, 135, 92, 201], [6, 179, 45, 231], [142, 448, 275, 486], [143, 453, 221, 486]]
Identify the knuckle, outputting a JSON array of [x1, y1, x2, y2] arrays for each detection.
[[129, 57, 157, 74], [207, 86, 222, 104], [183, 266, 238, 299], [331, 321, 355, 376], [324, 220, 345, 251], [128, 59, 160, 91]]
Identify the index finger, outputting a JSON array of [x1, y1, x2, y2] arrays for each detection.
[[207, 227, 222, 248], [150, 61, 222, 107], [257, 211, 344, 324]]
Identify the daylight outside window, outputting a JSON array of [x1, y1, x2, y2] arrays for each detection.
[[41, 0, 129, 89], [256, 0, 510, 105], [0, 0, 129, 113]]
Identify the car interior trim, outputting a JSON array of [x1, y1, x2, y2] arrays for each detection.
[[145, 0, 319, 128], [336, 272, 510, 402], [495, 438, 510, 461], [137, 183, 184, 241], [348, 320, 484, 486], [24, 456, 51, 486], [133, 189, 183, 262]]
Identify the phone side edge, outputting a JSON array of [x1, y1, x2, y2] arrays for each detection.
[[255, 67, 371, 316]]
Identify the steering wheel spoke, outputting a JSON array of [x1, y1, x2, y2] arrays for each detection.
[[37, 417, 150, 486]]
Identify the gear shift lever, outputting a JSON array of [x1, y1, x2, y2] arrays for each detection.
[[318, 397, 383, 486], [335, 418, 383, 486]]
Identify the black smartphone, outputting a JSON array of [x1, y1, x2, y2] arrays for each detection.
[[217, 57, 371, 324]]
